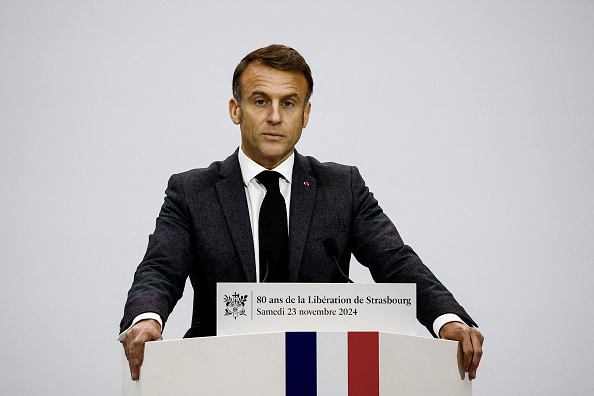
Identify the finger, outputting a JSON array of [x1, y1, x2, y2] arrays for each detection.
[[468, 331, 484, 379], [128, 332, 151, 371], [122, 333, 140, 380], [127, 343, 143, 381], [129, 358, 140, 381], [459, 332, 474, 374]]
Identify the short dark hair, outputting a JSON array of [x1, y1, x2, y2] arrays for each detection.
[[232, 44, 314, 104]]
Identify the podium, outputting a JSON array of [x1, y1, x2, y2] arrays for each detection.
[[122, 331, 471, 395]]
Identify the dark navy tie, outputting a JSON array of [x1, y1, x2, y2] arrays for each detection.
[[256, 171, 289, 282]]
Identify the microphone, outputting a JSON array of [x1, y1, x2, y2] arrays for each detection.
[[323, 238, 353, 283]]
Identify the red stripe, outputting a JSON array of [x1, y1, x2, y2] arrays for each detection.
[[348, 332, 379, 396]]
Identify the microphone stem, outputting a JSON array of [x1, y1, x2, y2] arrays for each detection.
[[333, 257, 353, 283]]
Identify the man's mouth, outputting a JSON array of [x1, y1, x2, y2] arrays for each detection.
[[263, 132, 284, 140]]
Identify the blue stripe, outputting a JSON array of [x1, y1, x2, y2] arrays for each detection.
[[286, 332, 317, 396]]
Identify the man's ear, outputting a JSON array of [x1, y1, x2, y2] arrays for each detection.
[[229, 98, 241, 125], [302, 101, 312, 128]]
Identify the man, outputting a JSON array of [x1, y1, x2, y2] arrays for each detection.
[[120, 44, 483, 382]]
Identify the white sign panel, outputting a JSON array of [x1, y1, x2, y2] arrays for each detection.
[[216, 283, 416, 336]]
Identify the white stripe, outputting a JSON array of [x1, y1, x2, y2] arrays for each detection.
[[316, 332, 348, 395]]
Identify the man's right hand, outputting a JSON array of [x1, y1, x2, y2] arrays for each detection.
[[120, 319, 163, 381]]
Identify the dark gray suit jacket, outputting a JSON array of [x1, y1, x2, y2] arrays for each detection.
[[120, 150, 476, 337]]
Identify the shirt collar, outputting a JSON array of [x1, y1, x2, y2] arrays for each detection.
[[238, 147, 294, 186]]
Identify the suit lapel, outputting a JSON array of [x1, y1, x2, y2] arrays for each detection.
[[215, 150, 257, 282], [288, 152, 317, 281]]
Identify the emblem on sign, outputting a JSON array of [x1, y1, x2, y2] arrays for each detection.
[[224, 292, 248, 320]]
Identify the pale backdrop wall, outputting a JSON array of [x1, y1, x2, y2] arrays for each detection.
[[1, 1, 593, 395]]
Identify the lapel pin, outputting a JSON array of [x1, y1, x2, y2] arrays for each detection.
[[304, 181, 309, 186]]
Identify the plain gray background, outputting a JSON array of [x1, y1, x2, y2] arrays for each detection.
[[1, 1, 593, 394]]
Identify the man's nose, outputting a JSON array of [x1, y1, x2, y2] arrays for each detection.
[[267, 104, 281, 125]]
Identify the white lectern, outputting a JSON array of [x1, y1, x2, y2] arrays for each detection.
[[122, 331, 471, 396]]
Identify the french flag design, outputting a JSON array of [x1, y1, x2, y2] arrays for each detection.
[[124, 330, 470, 395], [286, 332, 379, 396]]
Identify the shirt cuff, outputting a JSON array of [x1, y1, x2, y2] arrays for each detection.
[[433, 313, 464, 338], [117, 312, 163, 341]]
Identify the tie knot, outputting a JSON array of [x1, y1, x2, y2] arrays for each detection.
[[256, 171, 282, 192]]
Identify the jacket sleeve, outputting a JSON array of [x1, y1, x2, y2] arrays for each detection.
[[119, 174, 194, 333], [348, 166, 477, 337]]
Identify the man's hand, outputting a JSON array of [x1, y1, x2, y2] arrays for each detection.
[[121, 319, 163, 381], [439, 322, 484, 380]]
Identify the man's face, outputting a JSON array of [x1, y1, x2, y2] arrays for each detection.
[[229, 63, 311, 169]]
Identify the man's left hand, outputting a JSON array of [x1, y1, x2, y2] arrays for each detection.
[[439, 322, 484, 380]]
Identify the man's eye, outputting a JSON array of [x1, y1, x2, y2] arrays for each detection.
[[283, 101, 294, 107], [255, 99, 266, 105]]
